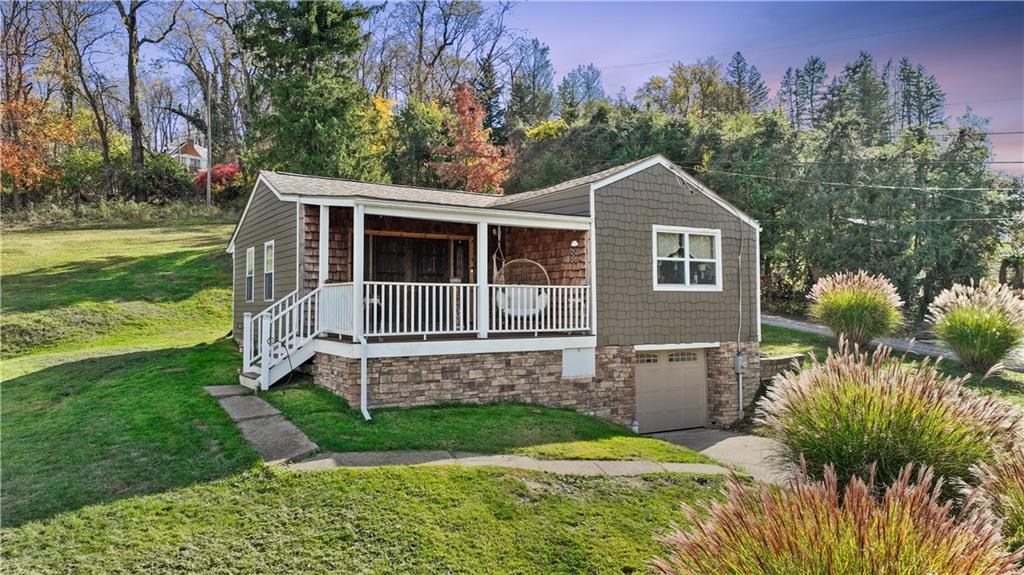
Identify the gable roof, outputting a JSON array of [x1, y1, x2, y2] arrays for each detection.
[[228, 155, 758, 252]]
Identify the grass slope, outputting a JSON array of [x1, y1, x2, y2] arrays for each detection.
[[761, 324, 1024, 406], [1, 224, 233, 357], [1, 467, 722, 575], [263, 383, 713, 463]]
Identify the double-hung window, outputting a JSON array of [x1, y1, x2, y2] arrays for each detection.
[[245, 247, 255, 302], [652, 225, 722, 291], [263, 241, 275, 301]]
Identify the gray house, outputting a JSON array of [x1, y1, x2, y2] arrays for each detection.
[[227, 155, 761, 432]]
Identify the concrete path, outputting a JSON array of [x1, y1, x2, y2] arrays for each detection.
[[651, 428, 791, 485], [286, 450, 732, 477], [763, 314, 1024, 371], [204, 385, 318, 464]]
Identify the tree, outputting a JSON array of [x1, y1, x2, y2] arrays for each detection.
[[798, 56, 827, 128], [725, 52, 768, 112], [505, 39, 555, 133], [474, 56, 503, 141], [390, 99, 450, 186], [557, 63, 605, 123], [2, 0, 45, 210], [113, 0, 182, 202], [240, 0, 382, 180], [431, 83, 512, 193]]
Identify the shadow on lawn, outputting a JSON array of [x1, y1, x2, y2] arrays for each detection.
[[0, 340, 259, 527], [1, 249, 230, 314]]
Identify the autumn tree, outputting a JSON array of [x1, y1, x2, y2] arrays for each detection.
[[431, 83, 512, 193]]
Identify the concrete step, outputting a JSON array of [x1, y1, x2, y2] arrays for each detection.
[[238, 371, 260, 390]]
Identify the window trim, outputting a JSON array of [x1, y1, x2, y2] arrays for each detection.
[[263, 240, 275, 301], [245, 247, 255, 302], [651, 225, 723, 292]]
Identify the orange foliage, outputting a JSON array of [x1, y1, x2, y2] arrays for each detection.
[[1, 98, 77, 189], [430, 83, 512, 194]]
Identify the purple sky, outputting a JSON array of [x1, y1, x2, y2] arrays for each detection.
[[507, 1, 1024, 176]]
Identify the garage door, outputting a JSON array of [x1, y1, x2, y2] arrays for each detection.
[[635, 349, 706, 433]]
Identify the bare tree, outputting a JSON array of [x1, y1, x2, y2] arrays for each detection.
[[2, 0, 48, 210], [113, 0, 182, 202]]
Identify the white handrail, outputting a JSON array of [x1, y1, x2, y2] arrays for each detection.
[[321, 283, 355, 335], [490, 285, 590, 334], [364, 281, 477, 337], [243, 289, 298, 372]]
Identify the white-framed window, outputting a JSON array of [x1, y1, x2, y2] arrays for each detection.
[[669, 351, 698, 363], [652, 225, 722, 292], [245, 247, 255, 302], [636, 352, 659, 364], [263, 241, 275, 301]]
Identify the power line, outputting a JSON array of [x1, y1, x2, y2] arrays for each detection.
[[755, 216, 1020, 224]]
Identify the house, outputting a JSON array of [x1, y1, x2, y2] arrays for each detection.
[[226, 155, 761, 432], [166, 138, 208, 173]]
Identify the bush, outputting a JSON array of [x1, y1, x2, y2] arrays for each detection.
[[757, 342, 1024, 497], [969, 448, 1024, 552], [4, 201, 233, 229], [652, 465, 1022, 575], [928, 281, 1024, 373], [808, 271, 903, 346]]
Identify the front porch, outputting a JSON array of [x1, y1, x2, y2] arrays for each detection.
[[304, 204, 593, 342]]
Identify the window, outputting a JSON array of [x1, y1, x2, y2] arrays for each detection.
[[669, 351, 698, 363], [652, 225, 722, 291], [245, 247, 255, 302], [263, 241, 275, 301], [636, 352, 659, 364]]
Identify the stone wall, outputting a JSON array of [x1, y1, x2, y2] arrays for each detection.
[[313, 345, 636, 426], [705, 341, 761, 426]]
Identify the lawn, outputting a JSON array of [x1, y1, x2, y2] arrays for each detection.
[[2, 221, 723, 573], [263, 383, 714, 463], [761, 324, 1024, 406]]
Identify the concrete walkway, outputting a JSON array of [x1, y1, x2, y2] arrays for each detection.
[[651, 428, 791, 485], [763, 314, 1024, 371], [286, 450, 732, 477], [205, 385, 318, 464]]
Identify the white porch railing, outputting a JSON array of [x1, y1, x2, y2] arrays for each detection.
[[320, 282, 355, 335], [364, 281, 477, 337], [490, 284, 590, 334]]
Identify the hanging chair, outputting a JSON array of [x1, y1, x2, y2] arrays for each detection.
[[493, 258, 551, 317]]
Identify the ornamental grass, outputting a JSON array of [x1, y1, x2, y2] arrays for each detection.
[[969, 448, 1024, 552], [651, 465, 1023, 575], [808, 270, 903, 347], [757, 341, 1024, 498], [928, 280, 1024, 373]]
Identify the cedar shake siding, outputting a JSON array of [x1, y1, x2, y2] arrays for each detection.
[[594, 163, 758, 346], [232, 181, 298, 338], [501, 184, 591, 216]]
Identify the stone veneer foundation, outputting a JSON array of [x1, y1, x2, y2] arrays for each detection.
[[313, 346, 636, 427], [312, 341, 761, 429]]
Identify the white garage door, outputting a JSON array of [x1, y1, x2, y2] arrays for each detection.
[[635, 349, 707, 433]]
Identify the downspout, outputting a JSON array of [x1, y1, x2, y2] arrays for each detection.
[[736, 225, 747, 421], [358, 334, 371, 421]]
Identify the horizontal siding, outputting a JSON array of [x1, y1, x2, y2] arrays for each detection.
[[595, 164, 758, 346], [232, 182, 299, 338], [501, 185, 591, 216]]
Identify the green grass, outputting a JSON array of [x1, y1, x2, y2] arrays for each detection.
[[761, 324, 1024, 406], [1, 466, 723, 574], [2, 221, 725, 571], [0, 224, 233, 357], [263, 383, 714, 463]]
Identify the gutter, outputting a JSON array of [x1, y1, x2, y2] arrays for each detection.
[[358, 334, 372, 421]]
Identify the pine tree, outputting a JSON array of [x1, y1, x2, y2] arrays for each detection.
[[777, 67, 799, 125], [474, 56, 503, 143], [746, 64, 769, 111], [798, 56, 827, 128], [726, 52, 769, 112]]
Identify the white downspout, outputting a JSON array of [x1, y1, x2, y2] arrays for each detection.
[[358, 334, 371, 421]]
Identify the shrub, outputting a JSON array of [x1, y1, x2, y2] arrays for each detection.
[[928, 281, 1024, 373], [808, 270, 903, 346], [652, 465, 1022, 575], [758, 342, 1024, 497], [969, 448, 1024, 552], [4, 201, 233, 229]]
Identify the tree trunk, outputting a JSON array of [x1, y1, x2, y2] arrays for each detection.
[[125, 13, 146, 202]]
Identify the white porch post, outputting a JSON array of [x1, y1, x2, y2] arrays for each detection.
[[318, 205, 330, 285], [352, 204, 365, 338], [587, 222, 597, 336], [476, 221, 489, 339]]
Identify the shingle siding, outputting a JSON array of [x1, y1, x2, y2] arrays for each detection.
[[594, 164, 758, 346], [232, 182, 298, 339], [501, 184, 591, 215]]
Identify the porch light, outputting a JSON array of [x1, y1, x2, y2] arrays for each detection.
[[570, 239, 579, 263]]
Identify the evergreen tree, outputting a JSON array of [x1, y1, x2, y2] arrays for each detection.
[[797, 56, 827, 128], [777, 67, 800, 125], [822, 52, 889, 144], [556, 63, 605, 124], [726, 52, 768, 112], [474, 56, 503, 143], [240, 0, 382, 179], [746, 64, 769, 111]]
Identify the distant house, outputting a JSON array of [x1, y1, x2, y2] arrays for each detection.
[[227, 155, 762, 433], [166, 138, 208, 173]]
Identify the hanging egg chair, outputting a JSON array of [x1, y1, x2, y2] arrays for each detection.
[[493, 258, 550, 317]]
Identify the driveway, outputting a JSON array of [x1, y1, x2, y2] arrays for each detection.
[[650, 428, 792, 485]]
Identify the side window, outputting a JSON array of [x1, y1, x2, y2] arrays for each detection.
[[668, 351, 698, 363], [652, 226, 722, 291], [245, 247, 255, 302], [636, 352, 659, 364], [263, 241, 275, 301]]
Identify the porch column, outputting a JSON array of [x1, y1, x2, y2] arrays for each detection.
[[476, 221, 489, 339], [352, 204, 365, 339], [318, 205, 329, 285]]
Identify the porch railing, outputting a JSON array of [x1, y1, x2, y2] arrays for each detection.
[[364, 281, 477, 337], [490, 284, 590, 334], [243, 289, 298, 371], [320, 282, 355, 335]]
